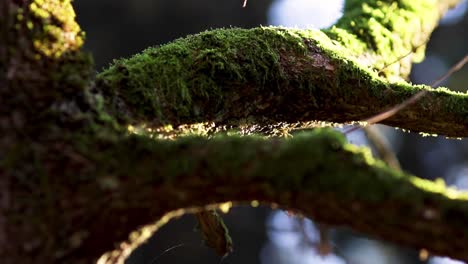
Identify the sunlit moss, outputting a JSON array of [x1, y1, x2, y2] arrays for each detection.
[[324, 0, 440, 80], [97, 27, 302, 123], [97, 24, 467, 138], [82, 127, 468, 214]]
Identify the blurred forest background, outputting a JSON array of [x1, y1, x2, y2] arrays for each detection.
[[73, 1, 468, 263]]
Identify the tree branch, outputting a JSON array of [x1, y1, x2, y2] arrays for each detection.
[[97, 26, 467, 138], [8, 130, 468, 263]]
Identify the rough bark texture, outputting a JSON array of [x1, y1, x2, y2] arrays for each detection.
[[1, 0, 467, 263]]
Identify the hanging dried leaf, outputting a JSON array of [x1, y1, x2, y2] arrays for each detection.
[[195, 210, 233, 257]]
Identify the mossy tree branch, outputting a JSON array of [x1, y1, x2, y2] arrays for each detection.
[[97, 27, 467, 138], [1, 0, 467, 264]]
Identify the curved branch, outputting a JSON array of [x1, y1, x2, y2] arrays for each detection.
[[8, 129, 468, 263], [97, 27, 467, 137]]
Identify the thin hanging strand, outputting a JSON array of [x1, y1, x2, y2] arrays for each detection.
[[148, 243, 187, 264]]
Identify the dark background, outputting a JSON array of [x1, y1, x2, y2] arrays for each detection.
[[73, 1, 468, 263]]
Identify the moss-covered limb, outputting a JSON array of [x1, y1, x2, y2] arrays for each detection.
[[97, 27, 467, 138], [326, 0, 462, 80], [7, 128, 468, 263]]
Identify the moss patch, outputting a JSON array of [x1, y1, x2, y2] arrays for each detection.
[[324, 0, 442, 79], [82, 127, 468, 215], [96, 25, 467, 138], [97, 27, 315, 123]]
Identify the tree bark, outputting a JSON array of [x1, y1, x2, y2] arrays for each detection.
[[1, 0, 467, 263]]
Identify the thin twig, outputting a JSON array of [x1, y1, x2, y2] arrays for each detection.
[[363, 126, 401, 171], [345, 54, 468, 134], [378, 39, 430, 74]]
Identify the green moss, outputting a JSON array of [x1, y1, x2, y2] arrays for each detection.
[[96, 23, 467, 138], [97, 27, 313, 123], [97, 26, 351, 127], [324, 0, 441, 79], [83, 127, 468, 217]]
